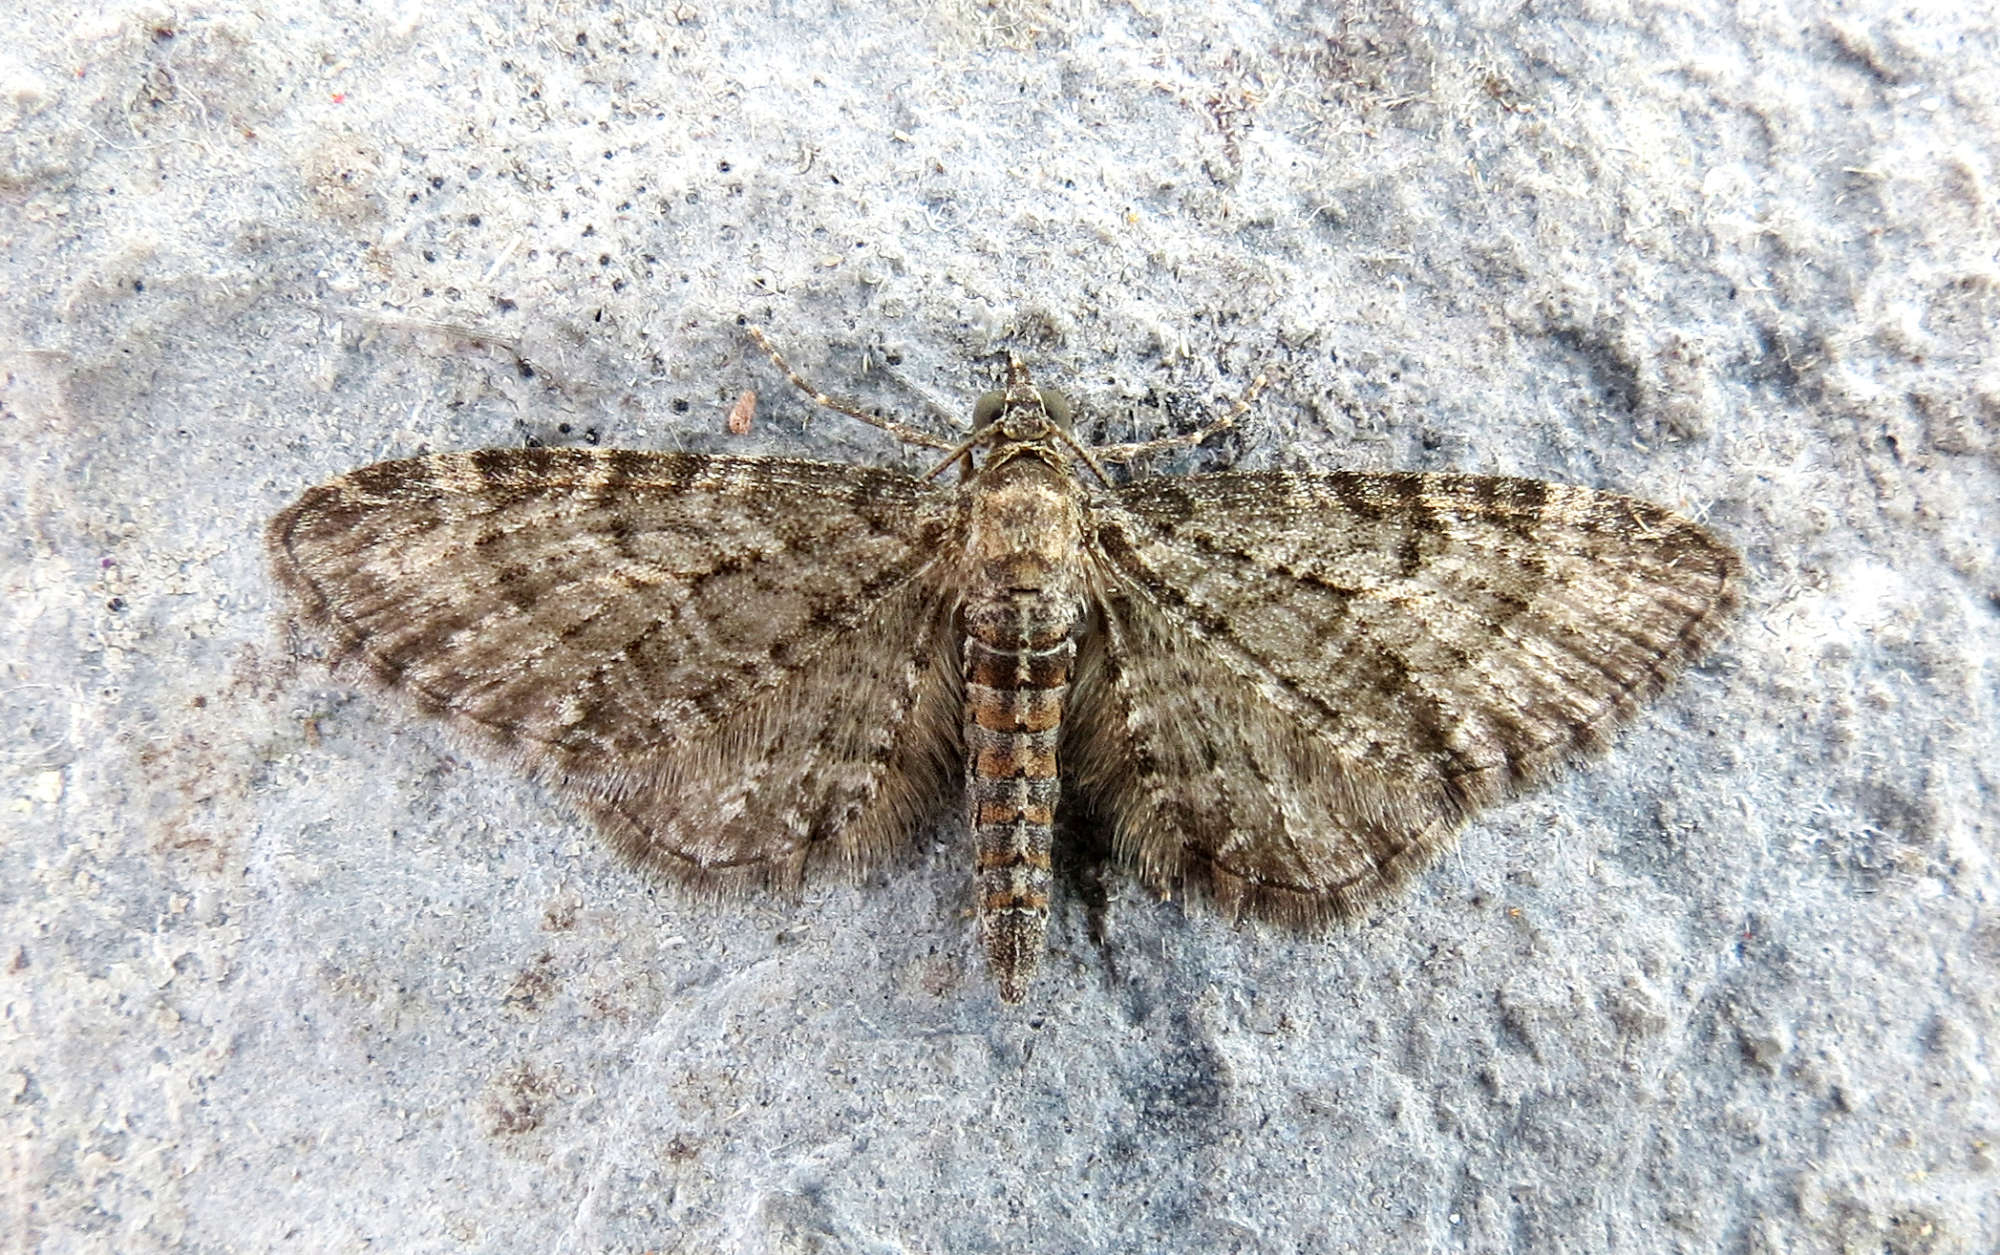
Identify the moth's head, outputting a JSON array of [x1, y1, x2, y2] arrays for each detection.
[[971, 356, 1074, 442]]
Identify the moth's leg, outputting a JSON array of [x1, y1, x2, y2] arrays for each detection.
[[877, 358, 969, 438], [1093, 370, 1272, 464], [745, 325, 957, 452]]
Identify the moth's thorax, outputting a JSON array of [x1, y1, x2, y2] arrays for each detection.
[[960, 447, 1089, 626]]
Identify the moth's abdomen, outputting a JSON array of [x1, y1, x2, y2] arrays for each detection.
[[956, 445, 1091, 1003], [962, 592, 1077, 1004]]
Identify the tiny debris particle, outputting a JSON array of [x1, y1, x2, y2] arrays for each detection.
[[726, 389, 757, 435]]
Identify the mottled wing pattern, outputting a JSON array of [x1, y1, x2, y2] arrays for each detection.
[[268, 449, 964, 891], [1068, 471, 1741, 923]]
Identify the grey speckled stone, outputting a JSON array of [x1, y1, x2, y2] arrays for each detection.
[[4, 1, 1995, 1252]]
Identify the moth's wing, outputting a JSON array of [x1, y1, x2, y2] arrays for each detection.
[[1069, 471, 1740, 923], [268, 449, 964, 892]]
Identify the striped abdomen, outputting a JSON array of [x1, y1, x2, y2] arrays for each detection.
[[962, 590, 1078, 1003], [954, 422, 1091, 1004]]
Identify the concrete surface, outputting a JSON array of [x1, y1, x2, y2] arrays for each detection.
[[4, 0, 1996, 1251]]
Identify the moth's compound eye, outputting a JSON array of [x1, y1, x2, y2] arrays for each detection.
[[972, 391, 1005, 430], [1037, 389, 1074, 431]]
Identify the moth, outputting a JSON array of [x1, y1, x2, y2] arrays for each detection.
[[267, 337, 1739, 1002]]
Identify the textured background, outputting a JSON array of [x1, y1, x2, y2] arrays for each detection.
[[4, 1, 1996, 1252]]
